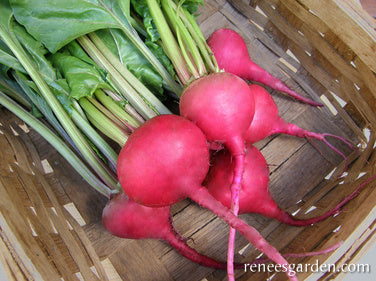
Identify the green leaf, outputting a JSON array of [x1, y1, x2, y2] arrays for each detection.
[[0, 64, 30, 107], [2, 1, 118, 190], [101, 0, 133, 29], [12, 22, 56, 80], [65, 40, 96, 66], [9, 0, 180, 94], [129, 0, 176, 82], [145, 39, 176, 79], [51, 52, 112, 100], [10, 0, 121, 53], [95, 28, 164, 95], [47, 79, 73, 115], [178, 0, 203, 15], [0, 39, 26, 72], [131, 0, 160, 42], [0, 1, 13, 31], [64, 41, 108, 81]]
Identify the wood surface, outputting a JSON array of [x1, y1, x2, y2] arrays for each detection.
[[0, 0, 376, 280]]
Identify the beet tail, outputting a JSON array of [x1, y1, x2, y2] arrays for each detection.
[[166, 216, 342, 271], [247, 63, 323, 107], [189, 186, 298, 281], [164, 230, 228, 269], [227, 154, 245, 281], [251, 241, 343, 265], [285, 124, 358, 176], [276, 174, 376, 226], [275, 209, 341, 227]]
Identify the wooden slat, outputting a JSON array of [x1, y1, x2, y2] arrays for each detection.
[[353, 56, 376, 113], [228, 0, 269, 27], [109, 240, 174, 281], [260, 0, 363, 91], [0, 230, 28, 281], [20, 130, 109, 281], [299, 23, 361, 85], [298, 176, 376, 281], [299, 0, 376, 74], [339, 76, 376, 126], [0, 183, 61, 281], [276, 0, 329, 34], [291, 45, 341, 97], [1, 1, 376, 281]]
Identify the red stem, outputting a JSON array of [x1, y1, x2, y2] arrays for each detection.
[[247, 63, 323, 107], [164, 230, 228, 269], [279, 173, 376, 226], [251, 241, 343, 265], [283, 123, 356, 176], [188, 186, 298, 281], [227, 154, 245, 281]]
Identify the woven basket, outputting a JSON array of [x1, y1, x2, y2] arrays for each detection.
[[1, 0, 376, 280]]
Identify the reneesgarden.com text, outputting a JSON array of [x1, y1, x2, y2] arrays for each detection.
[[244, 261, 370, 277]]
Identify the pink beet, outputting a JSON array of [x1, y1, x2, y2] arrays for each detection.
[[205, 143, 368, 226], [207, 28, 323, 107], [103, 192, 343, 270], [245, 84, 354, 173], [117, 114, 297, 281], [179, 72, 255, 278], [102, 192, 230, 268]]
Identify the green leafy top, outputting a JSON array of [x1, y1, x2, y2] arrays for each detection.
[[9, 0, 180, 93], [10, 0, 121, 53], [131, 0, 203, 42], [51, 51, 112, 100]]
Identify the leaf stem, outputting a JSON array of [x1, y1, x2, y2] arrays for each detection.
[[71, 109, 118, 172], [161, 0, 205, 77], [146, 0, 191, 85], [0, 24, 118, 190], [79, 98, 129, 147], [88, 33, 172, 116], [102, 89, 145, 124], [77, 35, 158, 120], [177, 3, 219, 73], [98, 0, 182, 94], [0, 91, 115, 198], [94, 89, 141, 128], [87, 96, 132, 132]]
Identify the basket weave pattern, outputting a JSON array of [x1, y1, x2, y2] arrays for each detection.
[[1, 0, 376, 280]]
